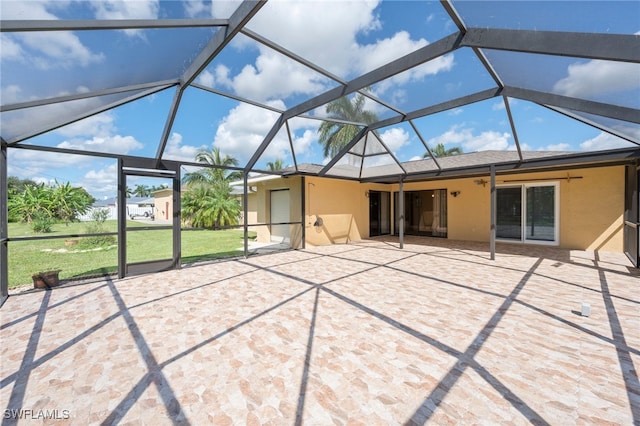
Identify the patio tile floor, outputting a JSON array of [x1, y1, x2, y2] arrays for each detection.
[[1, 237, 639, 425]]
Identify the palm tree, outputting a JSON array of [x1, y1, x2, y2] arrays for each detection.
[[317, 92, 378, 158], [182, 146, 242, 186], [424, 143, 463, 158], [267, 158, 285, 171], [181, 147, 242, 229], [133, 184, 149, 197], [181, 184, 240, 229]]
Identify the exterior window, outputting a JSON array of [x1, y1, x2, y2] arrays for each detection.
[[496, 183, 558, 244], [394, 189, 447, 238]]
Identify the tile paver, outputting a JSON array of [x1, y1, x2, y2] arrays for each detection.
[[1, 237, 638, 424]]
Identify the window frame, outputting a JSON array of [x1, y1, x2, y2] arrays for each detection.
[[496, 181, 560, 246]]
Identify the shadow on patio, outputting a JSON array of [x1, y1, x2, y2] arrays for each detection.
[[1, 237, 638, 424]]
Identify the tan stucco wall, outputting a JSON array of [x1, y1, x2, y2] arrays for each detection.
[[305, 176, 389, 246], [557, 166, 624, 251], [393, 165, 625, 252], [249, 165, 626, 252], [254, 177, 303, 249], [153, 189, 173, 223]]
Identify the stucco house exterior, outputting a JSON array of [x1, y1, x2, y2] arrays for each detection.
[[243, 150, 638, 264], [152, 188, 174, 223]]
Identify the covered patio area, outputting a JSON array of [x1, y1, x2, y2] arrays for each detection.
[[1, 237, 638, 424]]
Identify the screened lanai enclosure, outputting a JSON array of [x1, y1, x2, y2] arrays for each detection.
[[1, 0, 639, 303]]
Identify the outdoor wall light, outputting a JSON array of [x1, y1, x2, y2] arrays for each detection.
[[313, 216, 323, 227], [450, 191, 461, 197]]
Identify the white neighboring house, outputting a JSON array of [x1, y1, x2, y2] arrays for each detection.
[[78, 197, 155, 221]]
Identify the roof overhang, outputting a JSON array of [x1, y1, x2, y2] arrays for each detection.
[[359, 147, 640, 184]]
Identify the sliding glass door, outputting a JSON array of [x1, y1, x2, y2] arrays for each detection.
[[369, 191, 390, 237], [394, 189, 447, 238], [497, 183, 558, 244]]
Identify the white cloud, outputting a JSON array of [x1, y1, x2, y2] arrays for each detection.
[[32, 176, 57, 186], [213, 1, 452, 104], [55, 112, 116, 138], [428, 125, 511, 152], [80, 163, 119, 197], [225, 49, 328, 102], [0, 35, 22, 61], [291, 129, 316, 156], [378, 127, 410, 153], [184, 0, 242, 19], [212, 102, 283, 162], [580, 132, 635, 151], [492, 101, 505, 111], [212, 101, 319, 164], [245, 1, 381, 78], [162, 132, 207, 162], [8, 32, 104, 69], [83, 163, 117, 185], [90, 0, 159, 37], [210, 0, 243, 19], [357, 31, 427, 74], [1, 96, 116, 141], [462, 130, 511, 151], [183, 0, 207, 18], [449, 108, 464, 116], [1, 2, 104, 69], [196, 70, 215, 88], [0, 1, 60, 20], [554, 60, 640, 98], [492, 98, 518, 111], [544, 143, 571, 151], [91, 0, 158, 19], [7, 148, 95, 180], [370, 53, 454, 98], [58, 135, 143, 155], [0, 84, 22, 104]]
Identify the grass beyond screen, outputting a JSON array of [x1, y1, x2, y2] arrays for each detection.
[[7, 220, 255, 289]]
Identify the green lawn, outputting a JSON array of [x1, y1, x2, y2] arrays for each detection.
[[7, 220, 256, 289]]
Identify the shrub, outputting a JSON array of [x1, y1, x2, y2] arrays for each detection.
[[91, 208, 110, 224], [31, 213, 54, 233], [81, 208, 116, 248], [79, 234, 116, 249]]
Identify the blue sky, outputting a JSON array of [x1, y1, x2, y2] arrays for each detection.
[[1, 0, 639, 199]]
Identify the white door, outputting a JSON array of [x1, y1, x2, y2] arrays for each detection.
[[270, 190, 290, 243]]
